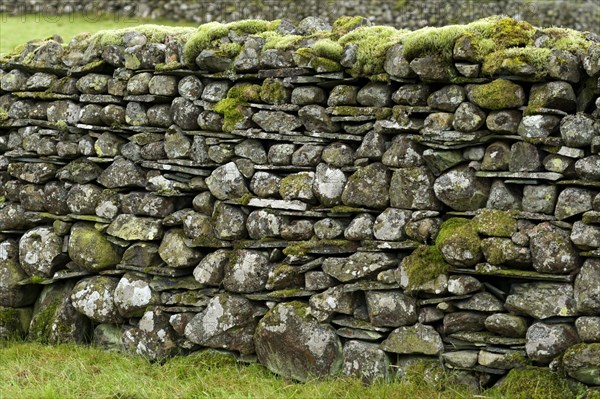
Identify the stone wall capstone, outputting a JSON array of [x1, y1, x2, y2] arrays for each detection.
[[1, 15, 600, 392]]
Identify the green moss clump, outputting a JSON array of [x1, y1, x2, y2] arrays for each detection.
[[402, 24, 467, 61], [260, 31, 304, 51], [55, 120, 69, 133], [311, 38, 344, 60], [473, 209, 517, 237], [213, 83, 261, 132], [339, 25, 406, 77], [259, 78, 290, 105], [155, 62, 183, 72], [435, 218, 472, 246], [228, 83, 262, 102], [539, 27, 592, 54], [485, 367, 583, 399], [28, 299, 60, 343], [29, 276, 47, 284], [235, 193, 254, 206], [213, 99, 246, 132], [332, 16, 368, 35], [482, 47, 551, 79], [214, 42, 242, 59], [0, 109, 9, 123], [183, 20, 279, 66], [468, 79, 525, 110], [402, 245, 449, 289]]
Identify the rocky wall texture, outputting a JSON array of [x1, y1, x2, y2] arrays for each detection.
[[1, 15, 600, 393], [1, 0, 599, 33]]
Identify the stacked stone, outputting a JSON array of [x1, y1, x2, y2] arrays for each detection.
[[1, 16, 600, 391], [1, 0, 599, 32]]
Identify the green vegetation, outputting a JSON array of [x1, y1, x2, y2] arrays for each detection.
[[468, 79, 525, 110], [2, 14, 593, 80], [0, 342, 587, 398], [472, 209, 517, 237], [0, 13, 197, 55], [338, 25, 407, 77], [212, 82, 261, 132], [485, 367, 584, 399], [182, 19, 279, 66], [401, 245, 449, 289]]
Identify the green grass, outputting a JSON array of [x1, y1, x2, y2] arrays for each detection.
[[0, 13, 197, 55], [0, 341, 585, 399], [0, 341, 476, 399]]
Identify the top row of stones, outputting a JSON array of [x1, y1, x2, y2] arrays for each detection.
[[1, 16, 599, 82]]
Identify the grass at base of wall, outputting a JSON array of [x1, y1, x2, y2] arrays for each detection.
[[0, 13, 197, 55], [0, 341, 585, 399]]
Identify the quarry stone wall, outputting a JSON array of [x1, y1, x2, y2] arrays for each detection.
[[1, 15, 600, 392]]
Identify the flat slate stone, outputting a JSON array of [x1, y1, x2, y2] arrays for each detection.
[[475, 171, 563, 181], [246, 198, 308, 211], [79, 94, 123, 104], [140, 161, 211, 176], [449, 264, 574, 282]]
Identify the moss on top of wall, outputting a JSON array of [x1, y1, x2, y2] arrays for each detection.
[[0, 15, 594, 80]]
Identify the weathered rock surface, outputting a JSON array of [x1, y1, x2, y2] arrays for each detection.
[[254, 302, 343, 381]]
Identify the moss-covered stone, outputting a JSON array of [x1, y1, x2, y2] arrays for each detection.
[[400, 245, 449, 289], [68, 223, 122, 271], [259, 78, 290, 105], [435, 218, 482, 267], [486, 366, 583, 399], [0, 307, 33, 340], [472, 209, 517, 237], [468, 79, 526, 110]]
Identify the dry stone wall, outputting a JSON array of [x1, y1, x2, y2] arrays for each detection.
[[1, 15, 600, 391], [1, 0, 599, 33]]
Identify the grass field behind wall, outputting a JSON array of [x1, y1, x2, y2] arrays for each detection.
[[0, 13, 197, 55]]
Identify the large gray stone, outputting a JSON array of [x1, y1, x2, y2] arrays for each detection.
[[184, 293, 258, 354], [563, 343, 600, 385], [114, 273, 158, 318], [18, 226, 63, 278], [433, 165, 490, 211], [525, 322, 580, 364], [560, 113, 599, 148], [206, 162, 250, 200], [28, 281, 91, 344], [223, 250, 271, 293], [341, 163, 390, 210], [380, 323, 444, 355], [365, 290, 417, 328], [505, 283, 577, 319], [309, 286, 355, 322], [0, 240, 40, 307], [322, 252, 396, 283], [372, 208, 412, 241], [107, 214, 164, 241], [122, 309, 179, 360], [193, 249, 229, 286], [254, 301, 343, 381], [342, 340, 390, 383], [70, 276, 123, 324], [68, 223, 122, 271], [575, 259, 600, 314], [390, 167, 441, 210], [529, 222, 579, 274], [158, 229, 203, 268], [312, 163, 346, 206]]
